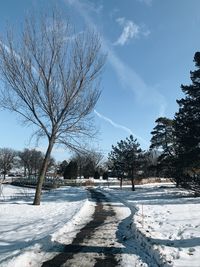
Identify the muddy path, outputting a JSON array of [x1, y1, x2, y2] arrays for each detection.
[[42, 189, 121, 267]]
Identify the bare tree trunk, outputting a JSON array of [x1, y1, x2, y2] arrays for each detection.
[[131, 169, 135, 191], [3, 171, 6, 181], [131, 177, 135, 191], [24, 167, 26, 177], [120, 177, 123, 189], [33, 137, 55, 205]]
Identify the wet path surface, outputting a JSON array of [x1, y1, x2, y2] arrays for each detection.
[[42, 189, 122, 267]]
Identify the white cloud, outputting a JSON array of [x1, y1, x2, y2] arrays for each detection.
[[114, 17, 151, 46], [64, 0, 166, 117], [114, 18, 140, 46], [116, 17, 125, 26]]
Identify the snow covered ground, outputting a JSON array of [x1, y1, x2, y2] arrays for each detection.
[[102, 183, 200, 267], [0, 185, 94, 267], [1, 182, 200, 267]]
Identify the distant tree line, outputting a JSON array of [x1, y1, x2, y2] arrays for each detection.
[[57, 150, 108, 180], [0, 148, 55, 180], [0, 147, 108, 182]]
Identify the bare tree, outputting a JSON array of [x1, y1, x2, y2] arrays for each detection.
[[0, 10, 105, 205], [18, 148, 54, 178], [72, 149, 104, 178], [0, 148, 16, 180]]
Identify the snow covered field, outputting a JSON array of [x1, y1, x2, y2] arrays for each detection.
[[1, 183, 200, 267], [102, 183, 200, 267], [0, 185, 94, 267]]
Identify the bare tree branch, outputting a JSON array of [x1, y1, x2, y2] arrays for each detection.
[[0, 9, 105, 205]]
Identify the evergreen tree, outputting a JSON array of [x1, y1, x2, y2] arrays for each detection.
[[102, 172, 108, 180], [175, 52, 200, 186], [108, 135, 142, 191], [141, 150, 159, 177], [94, 171, 100, 179], [72, 150, 103, 178], [150, 117, 176, 179], [82, 159, 96, 178], [64, 161, 78, 179], [150, 117, 175, 156], [57, 160, 68, 176]]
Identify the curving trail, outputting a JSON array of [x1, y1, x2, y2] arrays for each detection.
[[42, 189, 153, 267]]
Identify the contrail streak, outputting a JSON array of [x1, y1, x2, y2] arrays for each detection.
[[94, 110, 149, 146]]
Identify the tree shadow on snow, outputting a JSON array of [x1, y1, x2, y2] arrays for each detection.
[[107, 184, 200, 206], [0, 186, 86, 204]]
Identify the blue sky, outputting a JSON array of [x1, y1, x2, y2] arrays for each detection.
[[0, 0, 200, 161]]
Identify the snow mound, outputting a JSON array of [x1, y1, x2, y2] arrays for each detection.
[[102, 183, 200, 267], [0, 185, 92, 267]]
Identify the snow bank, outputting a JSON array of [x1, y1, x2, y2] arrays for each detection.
[[101, 183, 200, 267], [0, 184, 92, 267]]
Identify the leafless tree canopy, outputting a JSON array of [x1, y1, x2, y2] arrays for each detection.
[[0, 148, 16, 180], [0, 10, 105, 204], [72, 149, 104, 177], [0, 12, 105, 147], [18, 148, 55, 178]]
